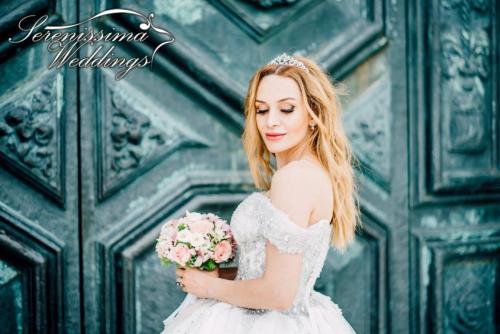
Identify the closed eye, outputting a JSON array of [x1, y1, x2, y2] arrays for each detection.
[[256, 107, 295, 114]]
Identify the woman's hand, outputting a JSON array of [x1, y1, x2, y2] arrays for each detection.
[[175, 266, 219, 299]]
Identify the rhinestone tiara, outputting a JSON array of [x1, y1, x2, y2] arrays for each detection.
[[267, 52, 309, 73]]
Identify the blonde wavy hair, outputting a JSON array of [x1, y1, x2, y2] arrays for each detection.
[[241, 54, 361, 251]]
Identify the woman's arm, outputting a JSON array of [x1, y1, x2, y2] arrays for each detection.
[[210, 278, 277, 308], [178, 164, 315, 310], [208, 242, 304, 311], [208, 164, 317, 310]]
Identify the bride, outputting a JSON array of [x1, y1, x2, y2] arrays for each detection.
[[161, 53, 360, 333]]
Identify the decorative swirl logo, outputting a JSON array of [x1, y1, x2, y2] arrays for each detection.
[[8, 8, 175, 80]]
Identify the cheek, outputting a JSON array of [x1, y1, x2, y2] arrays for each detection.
[[255, 116, 267, 135], [255, 116, 263, 130], [285, 114, 308, 134]]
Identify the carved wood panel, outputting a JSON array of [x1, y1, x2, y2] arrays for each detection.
[[0, 1, 81, 333], [409, 0, 500, 333], [2, 0, 498, 333], [78, 1, 400, 333]]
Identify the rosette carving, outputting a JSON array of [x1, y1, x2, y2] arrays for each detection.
[[0, 79, 61, 200]]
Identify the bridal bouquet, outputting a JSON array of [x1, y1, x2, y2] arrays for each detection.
[[155, 211, 237, 271]]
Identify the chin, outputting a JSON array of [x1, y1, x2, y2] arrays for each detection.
[[266, 145, 289, 155]]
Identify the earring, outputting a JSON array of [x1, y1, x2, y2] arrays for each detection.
[[309, 123, 316, 130]]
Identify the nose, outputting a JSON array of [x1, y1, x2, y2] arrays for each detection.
[[266, 108, 280, 128]]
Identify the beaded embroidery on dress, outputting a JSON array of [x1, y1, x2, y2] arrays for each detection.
[[161, 192, 356, 334]]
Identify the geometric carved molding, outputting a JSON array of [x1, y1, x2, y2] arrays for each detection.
[[96, 186, 250, 334], [96, 71, 210, 201], [0, 1, 56, 63], [211, 0, 323, 43], [426, 0, 500, 195], [345, 73, 391, 190], [314, 210, 388, 333], [443, 257, 496, 333], [0, 71, 64, 206], [244, 0, 301, 9], [0, 205, 64, 334], [110, 0, 386, 121], [96, 182, 389, 333], [0, 260, 23, 333], [412, 227, 500, 334]]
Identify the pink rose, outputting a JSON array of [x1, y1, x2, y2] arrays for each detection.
[[185, 211, 203, 223], [206, 213, 217, 220], [188, 220, 214, 234], [213, 240, 232, 263], [172, 244, 191, 266], [160, 224, 177, 240], [155, 240, 171, 258], [169, 219, 180, 229]]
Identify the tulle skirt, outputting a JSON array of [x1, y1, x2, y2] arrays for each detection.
[[161, 290, 356, 334]]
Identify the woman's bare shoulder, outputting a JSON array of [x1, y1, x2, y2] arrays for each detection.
[[272, 160, 318, 188], [272, 160, 333, 221], [275, 159, 330, 186], [270, 160, 330, 205], [267, 162, 319, 228], [296, 161, 333, 220]]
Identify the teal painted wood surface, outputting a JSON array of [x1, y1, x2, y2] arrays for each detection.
[[0, 0, 498, 333]]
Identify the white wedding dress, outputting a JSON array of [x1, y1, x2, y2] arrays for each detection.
[[161, 192, 356, 333]]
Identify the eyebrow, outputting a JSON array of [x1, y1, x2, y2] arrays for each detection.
[[255, 97, 296, 103]]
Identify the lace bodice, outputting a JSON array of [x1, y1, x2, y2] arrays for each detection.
[[229, 192, 332, 315]]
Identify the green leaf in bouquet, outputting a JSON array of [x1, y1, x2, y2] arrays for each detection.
[[187, 255, 196, 267], [178, 224, 187, 231], [200, 259, 217, 271], [160, 258, 173, 267]]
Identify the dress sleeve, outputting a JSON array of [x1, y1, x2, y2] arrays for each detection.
[[258, 196, 312, 254], [261, 214, 310, 254]]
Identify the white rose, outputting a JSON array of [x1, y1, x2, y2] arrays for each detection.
[[189, 233, 208, 248], [176, 229, 192, 243]]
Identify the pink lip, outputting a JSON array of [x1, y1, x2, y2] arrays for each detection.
[[265, 133, 286, 141]]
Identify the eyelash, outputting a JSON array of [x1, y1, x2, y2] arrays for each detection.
[[256, 106, 295, 114]]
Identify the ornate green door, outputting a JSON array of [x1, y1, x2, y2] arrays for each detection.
[[1, 0, 498, 333], [409, 1, 500, 333], [0, 1, 80, 333]]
